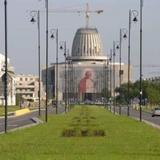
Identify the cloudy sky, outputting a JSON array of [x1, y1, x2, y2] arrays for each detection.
[[0, 0, 160, 81]]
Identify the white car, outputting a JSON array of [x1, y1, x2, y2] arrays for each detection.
[[152, 108, 160, 117]]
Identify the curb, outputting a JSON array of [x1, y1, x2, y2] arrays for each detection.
[[0, 108, 46, 119]]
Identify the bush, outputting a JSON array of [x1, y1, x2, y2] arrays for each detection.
[[93, 129, 105, 136], [62, 106, 105, 137], [62, 128, 76, 137]]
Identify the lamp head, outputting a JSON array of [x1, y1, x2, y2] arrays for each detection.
[[123, 33, 127, 39], [116, 45, 120, 50], [60, 45, 63, 50], [133, 16, 138, 22], [50, 34, 54, 39], [30, 17, 36, 23]]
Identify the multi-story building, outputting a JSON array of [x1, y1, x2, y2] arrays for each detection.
[[15, 74, 45, 102]]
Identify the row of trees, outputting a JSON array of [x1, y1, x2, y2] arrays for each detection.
[[115, 80, 160, 105]]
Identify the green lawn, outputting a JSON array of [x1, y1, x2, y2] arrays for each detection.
[[0, 105, 160, 160], [0, 106, 20, 116]]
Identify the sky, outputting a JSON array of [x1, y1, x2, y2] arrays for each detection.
[[0, 0, 160, 81]]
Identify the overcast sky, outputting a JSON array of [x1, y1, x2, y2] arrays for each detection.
[[0, 0, 160, 81]]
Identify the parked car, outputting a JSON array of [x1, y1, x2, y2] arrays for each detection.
[[152, 108, 160, 117]]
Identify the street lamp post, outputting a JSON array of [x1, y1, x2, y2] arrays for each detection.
[[127, 9, 138, 116], [45, 0, 49, 122], [104, 61, 107, 108], [139, 0, 143, 121], [109, 49, 112, 111], [37, 0, 49, 121], [113, 42, 116, 114], [50, 29, 58, 114], [30, 10, 41, 117], [67, 49, 70, 109], [106, 58, 109, 110], [118, 28, 127, 115], [4, 0, 8, 133], [113, 41, 119, 114], [60, 41, 67, 113]]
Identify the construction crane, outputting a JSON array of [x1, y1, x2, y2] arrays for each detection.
[[46, 3, 103, 28], [29, 3, 103, 28]]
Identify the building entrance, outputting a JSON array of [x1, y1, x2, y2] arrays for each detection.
[[84, 93, 92, 101]]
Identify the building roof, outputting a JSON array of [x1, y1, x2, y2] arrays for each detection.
[[71, 28, 107, 61]]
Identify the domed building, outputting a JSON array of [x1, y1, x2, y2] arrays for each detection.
[[42, 27, 129, 102], [70, 28, 107, 62]]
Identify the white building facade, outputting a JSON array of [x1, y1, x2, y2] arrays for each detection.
[[0, 53, 16, 106]]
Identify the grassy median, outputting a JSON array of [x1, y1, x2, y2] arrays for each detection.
[[0, 105, 160, 160]]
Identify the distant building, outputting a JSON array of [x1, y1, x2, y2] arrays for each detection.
[[15, 74, 45, 102], [0, 53, 16, 106], [42, 27, 131, 102]]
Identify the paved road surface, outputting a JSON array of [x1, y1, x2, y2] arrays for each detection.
[[109, 105, 160, 126], [0, 105, 65, 133]]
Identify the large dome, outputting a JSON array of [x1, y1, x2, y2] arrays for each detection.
[[71, 28, 107, 61]]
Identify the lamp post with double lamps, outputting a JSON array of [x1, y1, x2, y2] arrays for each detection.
[[50, 29, 58, 114], [30, 10, 41, 117], [60, 41, 67, 113], [4, 0, 8, 133], [127, 9, 138, 116], [117, 28, 127, 115]]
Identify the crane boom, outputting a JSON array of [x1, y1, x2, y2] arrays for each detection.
[[28, 3, 103, 27], [47, 3, 103, 28]]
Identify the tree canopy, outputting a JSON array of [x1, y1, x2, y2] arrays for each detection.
[[115, 80, 160, 105]]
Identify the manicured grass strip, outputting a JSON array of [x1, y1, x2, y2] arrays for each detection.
[[0, 105, 160, 160], [62, 106, 105, 137]]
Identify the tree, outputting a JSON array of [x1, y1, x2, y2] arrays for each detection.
[[101, 88, 111, 100], [115, 80, 160, 105]]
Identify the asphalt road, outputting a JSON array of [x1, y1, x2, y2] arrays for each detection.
[[109, 105, 160, 126], [0, 105, 65, 133]]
